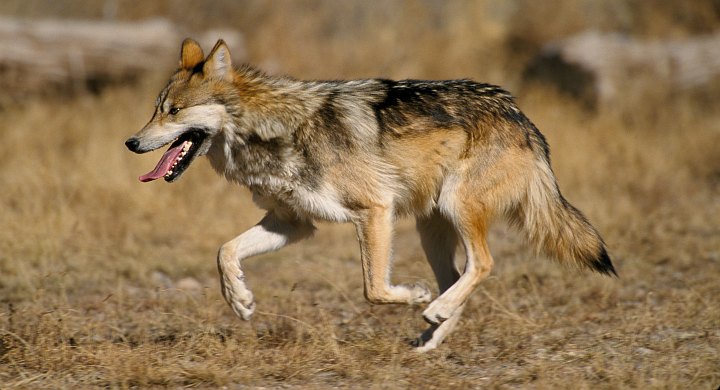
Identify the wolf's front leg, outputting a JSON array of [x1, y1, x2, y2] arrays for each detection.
[[217, 211, 314, 320], [354, 206, 431, 304]]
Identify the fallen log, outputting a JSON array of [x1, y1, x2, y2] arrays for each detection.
[[0, 17, 245, 104], [523, 30, 720, 108]]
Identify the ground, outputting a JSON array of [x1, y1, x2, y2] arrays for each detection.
[[1, 80, 718, 388]]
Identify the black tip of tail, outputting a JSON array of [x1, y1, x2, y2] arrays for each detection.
[[590, 247, 618, 277]]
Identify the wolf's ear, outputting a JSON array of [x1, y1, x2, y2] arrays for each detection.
[[180, 38, 204, 70], [203, 39, 233, 81]]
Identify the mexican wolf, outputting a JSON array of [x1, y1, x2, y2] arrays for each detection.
[[125, 39, 616, 352]]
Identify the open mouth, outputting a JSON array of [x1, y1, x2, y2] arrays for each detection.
[[138, 130, 207, 183]]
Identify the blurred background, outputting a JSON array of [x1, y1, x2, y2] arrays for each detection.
[[3, 0, 720, 103], [1, 1, 719, 388]]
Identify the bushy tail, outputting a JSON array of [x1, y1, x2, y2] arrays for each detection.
[[509, 159, 617, 277]]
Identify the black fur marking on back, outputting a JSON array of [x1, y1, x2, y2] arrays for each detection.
[[371, 79, 467, 135], [372, 79, 407, 131]]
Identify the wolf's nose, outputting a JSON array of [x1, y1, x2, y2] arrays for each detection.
[[125, 138, 140, 152]]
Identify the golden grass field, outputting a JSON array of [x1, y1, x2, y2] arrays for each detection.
[[1, 1, 719, 388]]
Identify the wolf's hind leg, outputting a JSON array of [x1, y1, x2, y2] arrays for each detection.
[[355, 206, 431, 305], [414, 210, 463, 351], [423, 204, 494, 325], [416, 210, 460, 293], [217, 211, 314, 320]]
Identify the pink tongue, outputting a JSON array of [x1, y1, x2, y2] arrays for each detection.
[[138, 142, 186, 182]]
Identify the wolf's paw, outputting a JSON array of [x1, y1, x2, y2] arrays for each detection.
[[387, 284, 431, 304], [220, 274, 256, 320], [406, 284, 432, 304], [230, 298, 255, 321], [422, 298, 458, 325], [410, 324, 440, 353], [413, 340, 440, 353], [366, 284, 432, 305]]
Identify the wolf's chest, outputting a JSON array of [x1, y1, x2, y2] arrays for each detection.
[[249, 182, 355, 223], [279, 185, 355, 223]]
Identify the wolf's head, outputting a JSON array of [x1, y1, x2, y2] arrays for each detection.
[[125, 38, 236, 182]]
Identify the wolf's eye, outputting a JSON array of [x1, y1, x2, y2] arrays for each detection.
[[169, 107, 180, 115]]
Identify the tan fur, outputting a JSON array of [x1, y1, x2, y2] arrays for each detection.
[[125, 39, 616, 352], [385, 127, 467, 215], [180, 38, 204, 70]]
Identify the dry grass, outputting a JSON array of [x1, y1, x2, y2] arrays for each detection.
[[1, 1, 720, 388]]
